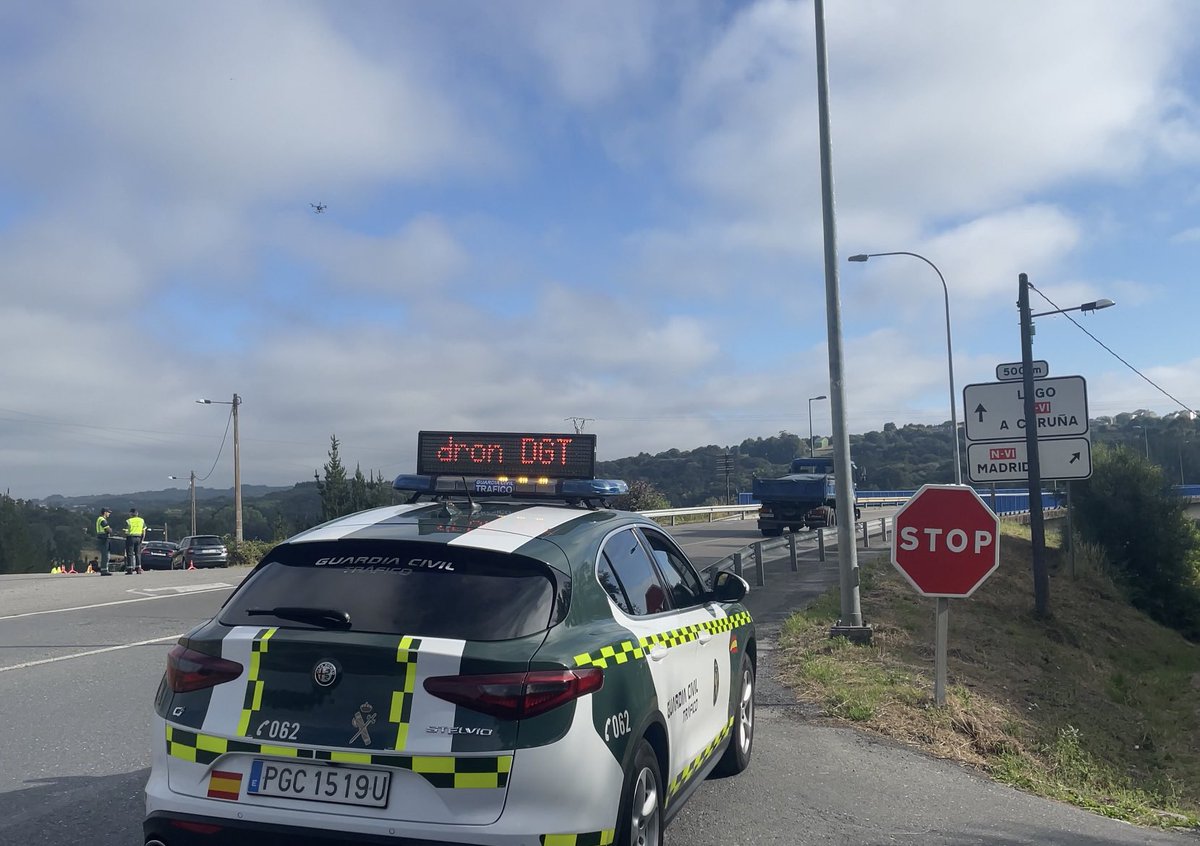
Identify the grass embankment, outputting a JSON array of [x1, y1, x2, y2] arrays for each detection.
[[778, 525, 1200, 829]]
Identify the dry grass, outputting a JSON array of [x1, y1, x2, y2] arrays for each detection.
[[777, 525, 1200, 829]]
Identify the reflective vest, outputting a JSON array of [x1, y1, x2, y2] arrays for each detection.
[[96, 516, 110, 536], [126, 516, 146, 537]]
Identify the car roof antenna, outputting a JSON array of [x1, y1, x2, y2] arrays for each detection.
[[460, 476, 480, 513]]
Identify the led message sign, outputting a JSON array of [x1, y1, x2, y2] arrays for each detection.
[[417, 431, 597, 480]]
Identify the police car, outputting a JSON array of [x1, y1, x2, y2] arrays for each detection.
[[144, 431, 756, 846]]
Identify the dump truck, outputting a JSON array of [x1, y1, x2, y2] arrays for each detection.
[[751, 455, 860, 537]]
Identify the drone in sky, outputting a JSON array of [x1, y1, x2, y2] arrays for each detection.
[[310, 202, 327, 214]]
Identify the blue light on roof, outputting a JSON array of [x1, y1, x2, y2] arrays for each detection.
[[560, 479, 629, 498], [392, 474, 437, 493]]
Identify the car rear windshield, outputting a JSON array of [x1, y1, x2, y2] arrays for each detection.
[[219, 539, 566, 641], [192, 536, 223, 546]]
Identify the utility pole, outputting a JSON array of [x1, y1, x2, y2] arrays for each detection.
[[1018, 274, 1049, 617], [232, 393, 242, 545], [188, 470, 197, 536], [564, 417, 594, 435]]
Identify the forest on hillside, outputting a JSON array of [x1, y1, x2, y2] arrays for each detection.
[[4, 410, 1196, 574]]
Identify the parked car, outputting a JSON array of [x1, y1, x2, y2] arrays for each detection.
[[171, 535, 229, 569], [140, 541, 179, 571], [144, 429, 756, 846]]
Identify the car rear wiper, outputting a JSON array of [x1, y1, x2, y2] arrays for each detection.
[[245, 606, 352, 629]]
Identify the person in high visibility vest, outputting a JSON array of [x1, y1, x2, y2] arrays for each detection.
[[125, 508, 146, 575], [95, 507, 114, 576]]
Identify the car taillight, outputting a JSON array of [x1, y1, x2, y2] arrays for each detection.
[[424, 669, 604, 720], [166, 644, 244, 692]]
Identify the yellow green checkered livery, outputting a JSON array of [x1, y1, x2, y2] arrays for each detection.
[[166, 725, 511, 789], [389, 635, 422, 750], [574, 611, 752, 669], [667, 715, 735, 802], [540, 831, 616, 845], [235, 627, 277, 736]]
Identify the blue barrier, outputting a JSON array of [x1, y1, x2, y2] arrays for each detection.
[[739, 487, 1066, 514]]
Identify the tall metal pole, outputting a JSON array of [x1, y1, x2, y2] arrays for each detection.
[[232, 393, 243, 545], [814, 0, 867, 639], [189, 470, 197, 536], [1019, 273, 1049, 617]]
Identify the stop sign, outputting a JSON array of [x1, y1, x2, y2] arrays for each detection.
[[891, 484, 1000, 598]]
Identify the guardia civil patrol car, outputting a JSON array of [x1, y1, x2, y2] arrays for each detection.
[[144, 431, 755, 846]]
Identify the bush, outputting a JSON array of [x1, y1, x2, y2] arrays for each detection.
[[1071, 446, 1200, 639], [224, 537, 275, 569]]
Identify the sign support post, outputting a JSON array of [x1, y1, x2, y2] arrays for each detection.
[[935, 597, 949, 705]]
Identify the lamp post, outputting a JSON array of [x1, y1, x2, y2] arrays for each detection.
[[848, 251, 960, 484], [168, 472, 197, 536], [1180, 440, 1190, 486], [808, 395, 828, 457], [1020, 274, 1115, 617], [197, 393, 242, 544], [1132, 424, 1150, 459]]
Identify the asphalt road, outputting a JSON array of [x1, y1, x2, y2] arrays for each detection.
[[1, 519, 1195, 846]]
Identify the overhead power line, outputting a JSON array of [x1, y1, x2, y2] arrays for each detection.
[[1029, 285, 1196, 417]]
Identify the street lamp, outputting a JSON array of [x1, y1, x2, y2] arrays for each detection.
[[1132, 425, 1150, 459], [849, 252, 961, 484], [168, 472, 197, 536], [1180, 440, 1191, 486], [808, 395, 827, 457], [197, 393, 242, 544], [1019, 273, 1115, 617]]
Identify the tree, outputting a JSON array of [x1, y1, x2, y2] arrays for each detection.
[[613, 480, 670, 512], [1071, 445, 1200, 640], [316, 435, 350, 521]]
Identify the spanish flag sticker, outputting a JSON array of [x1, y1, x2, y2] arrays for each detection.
[[207, 770, 243, 801]]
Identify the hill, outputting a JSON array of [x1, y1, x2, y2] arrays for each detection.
[[779, 526, 1200, 829]]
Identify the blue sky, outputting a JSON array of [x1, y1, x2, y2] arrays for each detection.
[[2, 0, 1199, 499]]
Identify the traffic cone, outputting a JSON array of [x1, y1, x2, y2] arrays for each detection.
[[68, 563, 78, 574], [51, 566, 61, 574], [86, 563, 95, 574], [187, 561, 196, 571]]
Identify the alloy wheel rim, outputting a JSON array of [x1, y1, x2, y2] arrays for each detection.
[[738, 668, 754, 754], [630, 765, 660, 846]]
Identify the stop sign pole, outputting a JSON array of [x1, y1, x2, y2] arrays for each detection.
[[891, 484, 1000, 705]]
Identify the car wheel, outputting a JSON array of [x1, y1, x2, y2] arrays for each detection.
[[712, 658, 754, 777], [617, 739, 663, 846]]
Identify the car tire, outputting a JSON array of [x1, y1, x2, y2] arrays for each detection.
[[617, 739, 663, 846], [712, 658, 754, 777]]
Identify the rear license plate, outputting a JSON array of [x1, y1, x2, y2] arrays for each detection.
[[247, 760, 390, 808]]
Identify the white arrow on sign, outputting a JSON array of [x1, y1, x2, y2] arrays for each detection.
[[963, 375, 1088, 443], [966, 436, 1092, 483]]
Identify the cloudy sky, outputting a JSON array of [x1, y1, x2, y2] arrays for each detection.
[[3, 0, 1200, 500]]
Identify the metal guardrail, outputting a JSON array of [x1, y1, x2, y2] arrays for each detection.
[[705, 517, 894, 585], [638, 504, 759, 525]]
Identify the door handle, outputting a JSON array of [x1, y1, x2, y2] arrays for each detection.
[[648, 644, 668, 662], [697, 629, 713, 644]]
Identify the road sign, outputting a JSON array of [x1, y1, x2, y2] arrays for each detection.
[[963, 375, 1088, 443], [995, 360, 1048, 381], [966, 436, 1092, 483], [891, 485, 1001, 598]]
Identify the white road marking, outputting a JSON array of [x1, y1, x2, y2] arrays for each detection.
[[0, 633, 182, 673], [0, 584, 235, 622], [126, 582, 233, 597]]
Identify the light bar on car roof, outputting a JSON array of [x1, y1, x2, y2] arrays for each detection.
[[391, 474, 629, 500]]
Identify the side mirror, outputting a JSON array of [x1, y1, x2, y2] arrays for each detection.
[[711, 570, 749, 603]]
